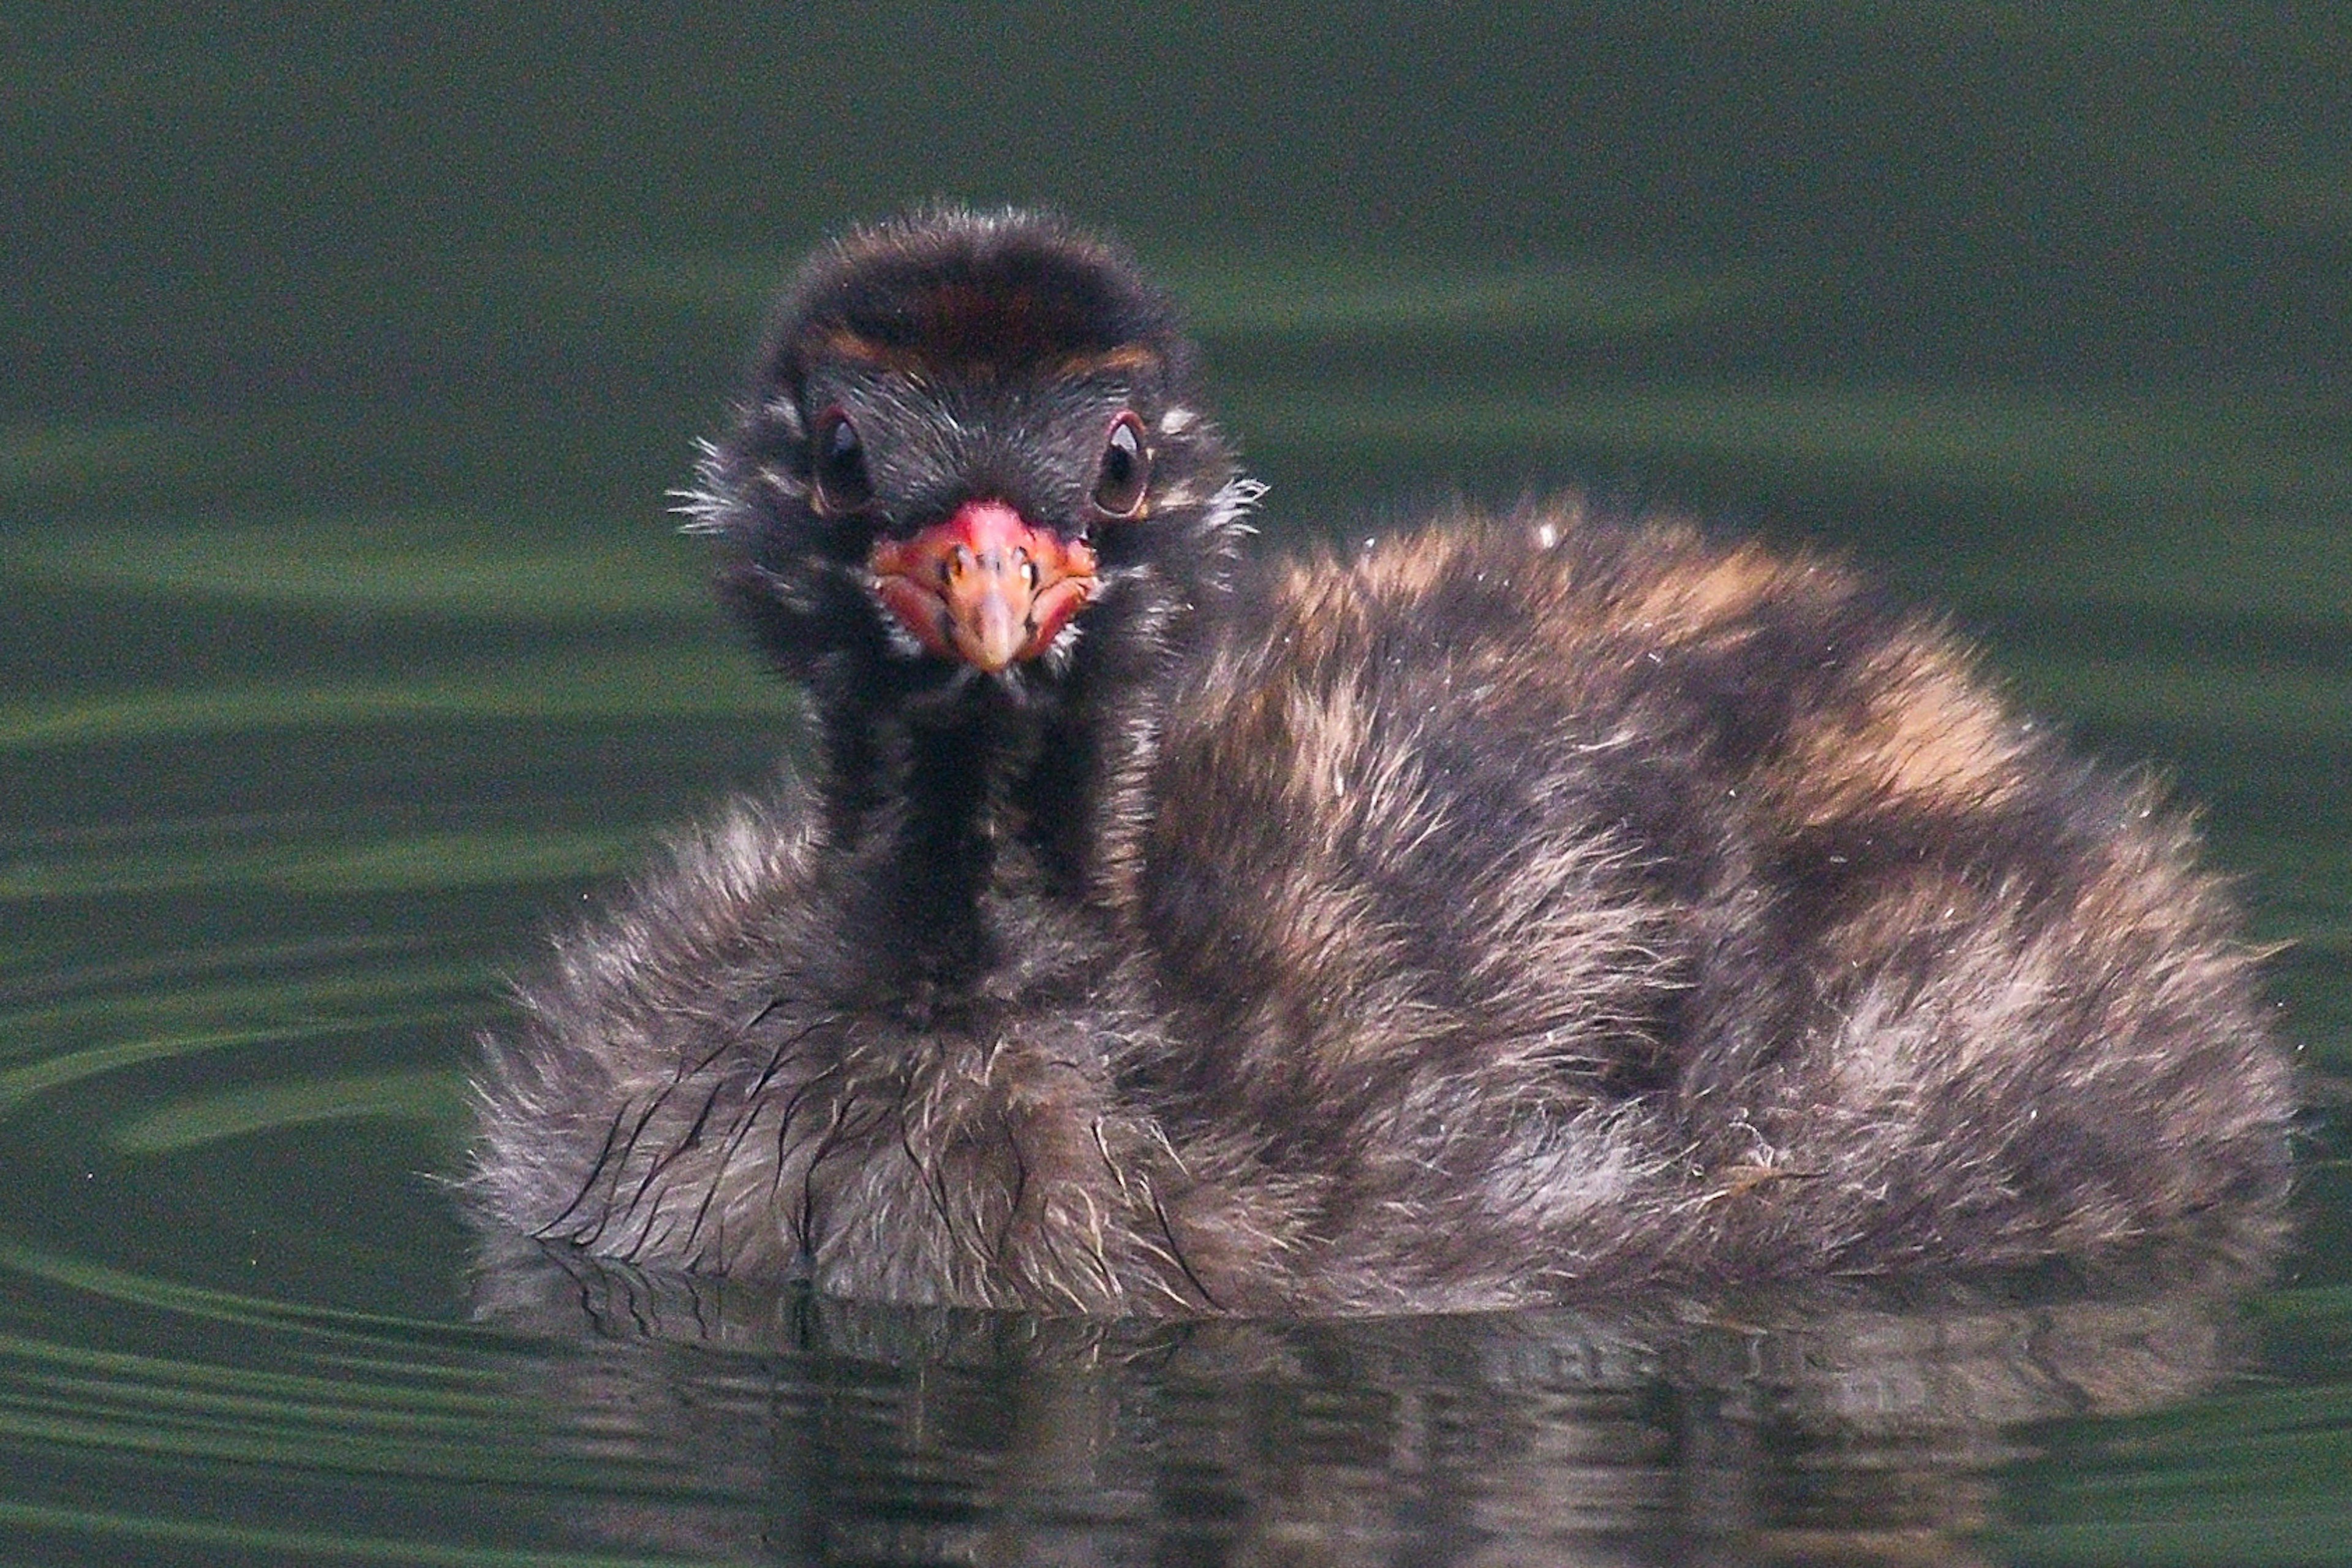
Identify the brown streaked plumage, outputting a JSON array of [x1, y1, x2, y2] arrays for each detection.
[[465, 209, 2293, 1316]]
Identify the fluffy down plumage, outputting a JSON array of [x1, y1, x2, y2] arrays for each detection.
[[467, 210, 2292, 1316]]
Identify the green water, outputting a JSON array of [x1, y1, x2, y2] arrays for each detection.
[[4, 6, 2350, 1562]]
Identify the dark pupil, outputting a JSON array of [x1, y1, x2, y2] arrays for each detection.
[[1095, 421, 1147, 513], [815, 415, 872, 508]]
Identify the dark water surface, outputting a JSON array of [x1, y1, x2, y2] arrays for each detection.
[[6, 7, 2351, 1563]]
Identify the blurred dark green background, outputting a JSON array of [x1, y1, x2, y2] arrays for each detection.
[[3, 6, 2350, 1565], [9, 4, 2346, 509]]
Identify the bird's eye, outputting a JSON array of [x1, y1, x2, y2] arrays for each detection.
[[811, 407, 873, 512], [1091, 412, 1150, 518]]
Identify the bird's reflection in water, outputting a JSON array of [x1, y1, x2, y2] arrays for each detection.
[[473, 1237, 2263, 1567]]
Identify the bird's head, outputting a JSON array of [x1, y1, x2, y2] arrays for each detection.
[[688, 209, 1259, 713]]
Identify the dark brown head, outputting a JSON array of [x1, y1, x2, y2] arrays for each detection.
[[687, 209, 1257, 718]]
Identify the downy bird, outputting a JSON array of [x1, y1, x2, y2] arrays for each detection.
[[467, 209, 2292, 1316]]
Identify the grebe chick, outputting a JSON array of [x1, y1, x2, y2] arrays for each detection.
[[466, 209, 2292, 1316]]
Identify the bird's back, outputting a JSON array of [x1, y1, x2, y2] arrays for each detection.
[[1118, 507, 2291, 1292]]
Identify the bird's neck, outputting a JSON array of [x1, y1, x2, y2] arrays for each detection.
[[816, 676, 1137, 990]]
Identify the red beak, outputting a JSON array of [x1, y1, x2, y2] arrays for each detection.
[[867, 500, 1099, 672]]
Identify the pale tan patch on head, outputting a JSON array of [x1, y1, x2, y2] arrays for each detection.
[[812, 326, 1160, 384], [815, 325, 908, 369], [1052, 342, 1163, 377]]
